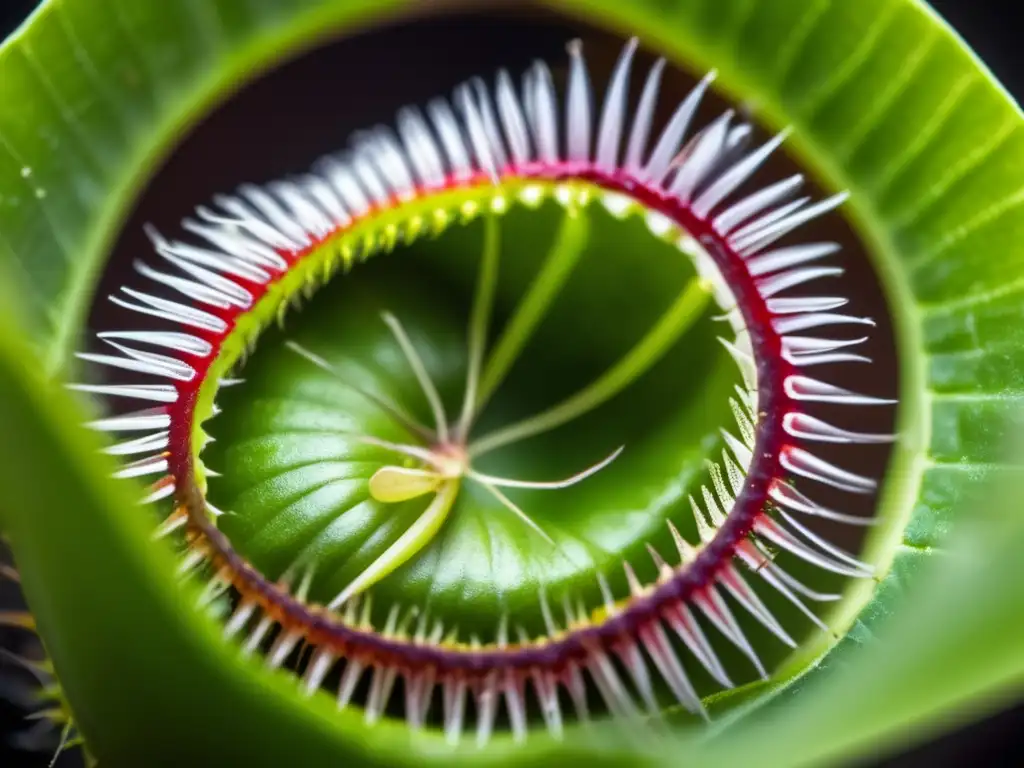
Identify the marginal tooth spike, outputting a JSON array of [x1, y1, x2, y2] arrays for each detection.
[[666, 520, 697, 564], [783, 412, 893, 444], [410, 667, 437, 727], [565, 39, 592, 163], [113, 455, 169, 480], [720, 565, 796, 647], [528, 60, 559, 165], [564, 663, 590, 722], [668, 109, 734, 201], [689, 496, 716, 543], [193, 197, 293, 251], [68, 382, 179, 404], [713, 174, 804, 234], [475, 671, 500, 747], [662, 603, 732, 688], [735, 192, 850, 255], [443, 677, 467, 745], [496, 70, 531, 166], [783, 335, 868, 355], [428, 98, 473, 181], [769, 480, 875, 525], [734, 383, 757, 415], [773, 312, 875, 335], [574, 596, 589, 626], [532, 669, 564, 738], [741, 540, 843, 606], [723, 123, 752, 155], [365, 665, 399, 724], [223, 600, 258, 639], [97, 329, 212, 356], [396, 107, 443, 189], [708, 462, 734, 511], [347, 153, 390, 206], [152, 509, 187, 540], [469, 77, 508, 173], [737, 542, 830, 632], [409, 674, 432, 730], [562, 595, 578, 630], [196, 570, 231, 609], [718, 336, 757, 391], [785, 375, 896, 406], [267, 630, 302, 669], [776, 510, 874, 573], [729, 399, 756, 447], [642, 71, 716, 183], [701, 485, 726, 526], [107, 430, 168, 460], [176, 547, 207, 577], [623, 561, 645, 596], [596, 37, 638, 172], [766, 296, 849, 314], [764, 557, 843, 602], [337, 659, 366, 709], [496, 612, 509, 648], [780, 445, 876, 494], [301, 174, 352, 226], [639, 621, 706, 717], [315, 158, 371, 217], [757, 267, 843, 298], [586, 647, 640, 720], [646, 543, 671, 575], [110, 287, 227, 333], [597, 572, 618, 613], [754, 517, 871, 578], [184, 212, 289, 268], [785, 350, 873, 367], [693, 129, 790, 217], [722, 451, 746, 496], [242, 614, 275, 656], [133, 259, 237, 310], [624, 57, 667, 174], [76, 347, 188, 381], [153, 249, 254, 306], [728, 196, 809, 242], [746, 242, 840, 276], [539, 587, 560, 635], [239, 183, 311, 244], [141, 480, 176, 505], [695, 587, 767, 679], [504, 675, 528, 742], [303, 649, 336, 695], [455, 84, 499, 181], [722, 429, 753, 469], [616, 638, 659, 714]]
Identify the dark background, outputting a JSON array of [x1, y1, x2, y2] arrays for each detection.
[[0, 0, 1020, 766]]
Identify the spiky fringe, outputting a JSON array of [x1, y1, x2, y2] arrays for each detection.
[[74, 37, 895, 744]]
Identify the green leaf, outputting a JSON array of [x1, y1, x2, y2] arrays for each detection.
[[1, 0, 1023, 765]]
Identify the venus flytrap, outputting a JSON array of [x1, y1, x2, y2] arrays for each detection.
[[0, 2, 1021, 766]]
